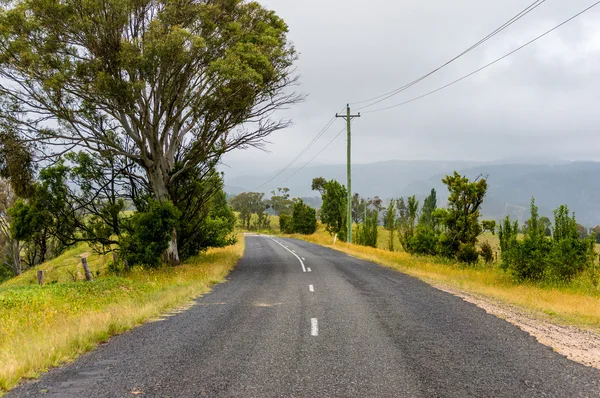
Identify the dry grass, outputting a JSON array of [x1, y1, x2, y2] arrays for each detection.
[[288, 228, 600, 331], [0, 237, 244, 394]]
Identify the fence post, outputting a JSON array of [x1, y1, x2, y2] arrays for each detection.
[[81, 257, 93, 282], [37, 270, 44, 285]]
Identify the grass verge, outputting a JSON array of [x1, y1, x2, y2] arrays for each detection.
[[0, 237, 244, 394], [288, 230, 600, 331]]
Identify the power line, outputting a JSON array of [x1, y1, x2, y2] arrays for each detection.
[[253, 115, 337, 190], [352, 0, 546, 111], [362, 1, 600, 114], [271, 126, 347, 189]]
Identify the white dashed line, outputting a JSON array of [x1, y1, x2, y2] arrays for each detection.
[[309, 284, 314, 292], [269, 238, 306, 272], [302, 257, 305, 261], [307, 267, 312, 272], [311, 318, 319, 336]]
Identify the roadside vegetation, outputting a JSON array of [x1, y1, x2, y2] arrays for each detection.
[[0, 238, 244, 393]]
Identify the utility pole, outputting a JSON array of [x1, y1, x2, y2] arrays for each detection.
[[336, 104, 360, 244]]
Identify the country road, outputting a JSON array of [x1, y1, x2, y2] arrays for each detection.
[[9, 235, 600, 397]]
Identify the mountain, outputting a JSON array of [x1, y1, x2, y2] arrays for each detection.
[[224, 160, 600, 226]]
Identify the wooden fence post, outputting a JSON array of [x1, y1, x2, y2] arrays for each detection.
[[37, 270, 44, 285], [81, 258, 93, 282]]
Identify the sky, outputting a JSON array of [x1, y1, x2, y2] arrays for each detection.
[[220, 0, 600, 180]]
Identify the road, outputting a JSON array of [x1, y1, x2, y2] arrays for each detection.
[[9, 235, 600, 397]]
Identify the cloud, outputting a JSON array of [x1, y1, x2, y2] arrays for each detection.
[[221, 0, 600, 179]]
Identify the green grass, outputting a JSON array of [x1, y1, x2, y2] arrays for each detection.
[[0, 237, 244, 394], [288, 226, 600, 331]]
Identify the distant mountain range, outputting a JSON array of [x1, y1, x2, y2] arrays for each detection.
[[225, 160, 600, 226]]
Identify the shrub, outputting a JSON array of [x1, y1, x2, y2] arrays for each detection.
[[410, 225, 438, 256], [121, 200, 180, 269], [355, 211, 378, 248], [457, 243, 479, 265], [279, 213, 293, 234], [291, 200, 317, 235], [479, 241, 494, 264]]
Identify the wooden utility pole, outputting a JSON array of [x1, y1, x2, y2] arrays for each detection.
[[336, 104, 361, 244]]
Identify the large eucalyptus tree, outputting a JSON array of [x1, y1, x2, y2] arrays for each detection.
[[0, 0, 301, 261]]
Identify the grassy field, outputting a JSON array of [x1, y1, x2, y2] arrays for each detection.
[[288, 226, 600, 331], [0, 237, 244, 394]]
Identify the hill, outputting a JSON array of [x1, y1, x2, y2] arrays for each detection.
[[225, 160, 600, 226]]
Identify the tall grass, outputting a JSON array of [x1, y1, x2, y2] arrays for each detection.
[[289, 228, 600, 331], [0, 238, 244, 393]]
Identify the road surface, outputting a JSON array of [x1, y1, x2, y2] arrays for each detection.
[[9, 235, 600, 397]]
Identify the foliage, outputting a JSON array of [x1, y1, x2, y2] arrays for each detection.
[[438, 172, 487, 259], [355, 211, 378, 248], [481, 220, 496, 235], [397, 196, 419, 253], [410, 224, 439, 256], [479, 241, 494, 264], [312, 177, 347, 241], [268, 188, 293, 216], [457, 243, 479, 265], [0, 0, 301, 260], [499, 198, 595, 282], [0, 179, 21, 277], [383, 201, 396, 251], [279, 213, 293, 234], [230, 192, 266, 230], [420, 189, 437, 227], [120, 200, 180, 269], [291, 200, 317, 235]]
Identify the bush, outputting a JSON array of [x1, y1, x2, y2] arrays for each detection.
[[410, 225, 438, 256], [479, 241, 494, 264], [279, 213, 293, 234], [121, 200, 180, 268], [291, 200, 317, 235], [355, 211, 378, 248], [457, 243, 479, 265], [499, 199, 595, 282]]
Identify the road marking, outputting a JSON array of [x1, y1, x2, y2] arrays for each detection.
[[309, 285, 314, 292], [269, 238, 306, 272], [307, 267, 312, 272], [311, 318, 319, 336], [302, 257, 305, 261]]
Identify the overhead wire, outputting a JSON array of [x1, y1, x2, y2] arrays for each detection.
[[362, 1, 600, 114], [271, 126, 347, 189], [352, 0, 547, 111], [253, 113, 339, 190]]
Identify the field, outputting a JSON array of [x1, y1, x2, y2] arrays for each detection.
[[288, 226, 600, 331], [0, 237, 244, 394]]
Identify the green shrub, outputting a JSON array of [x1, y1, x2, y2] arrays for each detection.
[[121, 200, 180, 268], [410, 225, 438, 256], [355, 211, 378, 248], [291, 200, 317, 235], [479, 241, 494, 264], [457, 243, 479, 265], [279, 213, 293, 234]]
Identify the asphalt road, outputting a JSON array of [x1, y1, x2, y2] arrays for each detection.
[[9, 235, 600, 397]]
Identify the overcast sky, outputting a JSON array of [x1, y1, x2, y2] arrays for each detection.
[[220, 0, 600, 179]]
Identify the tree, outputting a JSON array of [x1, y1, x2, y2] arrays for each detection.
[[438, 172, 487, 259], [230, 192, 265, 230], [482, 220, 497, 235], [420, 189, 437, 227], [0, 0, 302, 262], [383, 201, 396, 251], [268, 188, 293, 216], [540, 216, 552, 237], [397, 196, 419, 253], [0, 178, 22, 276], [312, 177, 347, 241], [355, 210, 378, 248], [291, 200, 317, 235]]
